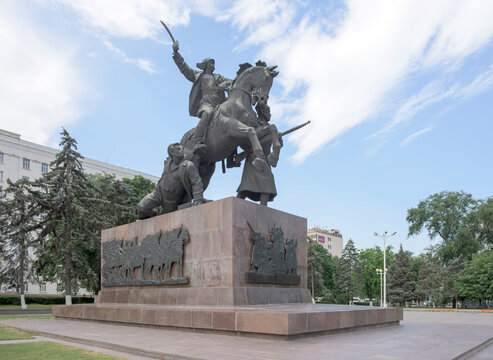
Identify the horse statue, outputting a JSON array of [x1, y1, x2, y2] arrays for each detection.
[[180, 64, 280, 192]]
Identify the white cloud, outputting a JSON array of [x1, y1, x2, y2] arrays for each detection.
[[421, 0, 493, 68], [218, 0, 493, 162], [0, 1, 85, 145], [52, 0, 191, 39], [218, 0, 297, 49], [102, 40, 157, 74], [453, 65, 493, 100], [49, 0, 196, 73], [3, 0, 493, 156], [368, 81, 458, 142], [400, 126, 434, 146], [367, 64, 493, 152]]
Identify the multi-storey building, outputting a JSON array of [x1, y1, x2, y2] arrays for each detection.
[[307, 227, 344, 258], [0, 128, 159, 295]]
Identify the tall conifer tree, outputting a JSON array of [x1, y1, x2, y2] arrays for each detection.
[[30, 129, 97, 304], [388, 245, 415, 306], [0, 178, 35, 309], [337, 239, 361, 303]]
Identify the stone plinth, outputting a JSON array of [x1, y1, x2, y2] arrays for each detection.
[[53, 197, 402, 337], [98, 197, 311, 306], [52, 303, 402, 338]]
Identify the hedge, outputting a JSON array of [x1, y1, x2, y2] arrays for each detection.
[[0, 295, 94, 305]]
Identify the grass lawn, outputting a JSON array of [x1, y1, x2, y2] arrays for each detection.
[[0, 324, 33, 340], [0, 315, 54, 320], [0, 304, 53, 309], [0, 342, 127, 359]]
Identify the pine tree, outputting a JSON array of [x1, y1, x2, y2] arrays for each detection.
[[0, 178, 35, 308], [336, 239, 361, 304], [416, 253, 443, 307], [30, 129, 98, 304], [388, 244, 415, 306]]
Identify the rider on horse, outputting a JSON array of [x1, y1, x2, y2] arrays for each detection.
[[172, 41, 233, 155]]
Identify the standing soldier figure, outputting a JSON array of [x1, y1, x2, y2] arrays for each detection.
[[172, 41, 232, 155]]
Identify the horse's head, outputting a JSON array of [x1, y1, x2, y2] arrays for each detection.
[[234, 65, 279, 106]]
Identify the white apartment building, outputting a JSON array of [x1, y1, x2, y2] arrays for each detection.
[[0, 128, 159, 295], [307, 227, 344, 258]]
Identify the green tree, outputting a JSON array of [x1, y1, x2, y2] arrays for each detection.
[[358, 247, 382, 305], [408, 252, 422, 284], [122, 175, 156, 206], [307, 240, 326, 298], [0, 178, 35, 309], [30, 129, 98, 304], [416, 253, 443, 307], [336, 239, 361, 304], [407, 191, 481, 263], [83, 173, 139, 292], [89, 174, 137, 226], [442, 255, 466, 308], [321, 252, 338, 297], [388, 245, 415, 306], [457, 250, 493, 302], [474, 198, 493, 246]]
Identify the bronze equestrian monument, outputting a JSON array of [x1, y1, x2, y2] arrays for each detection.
[[52, 22, 402, 338]]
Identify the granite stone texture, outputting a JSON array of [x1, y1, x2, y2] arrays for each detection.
[[52, 303, 403, 337], [99, 197, 311, 306], [54, 198, 402, 337]]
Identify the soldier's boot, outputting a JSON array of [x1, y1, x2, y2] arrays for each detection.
[[260, 193, 269, 206], [267, 147, 280, 167], [251, 150, 269, 172], [236, 192, 246, 199], [193, 119, 208, 155]]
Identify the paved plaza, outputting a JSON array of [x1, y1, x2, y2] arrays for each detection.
[[1, 310, 493, 359]]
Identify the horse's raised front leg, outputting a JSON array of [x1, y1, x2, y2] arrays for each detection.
[[267, 124, 281, 167], [227, 120, 268, 172]]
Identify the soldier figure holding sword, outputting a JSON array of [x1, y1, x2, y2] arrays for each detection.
[[161, 21, 233, 156]]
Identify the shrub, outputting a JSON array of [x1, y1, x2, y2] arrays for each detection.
[[0, 295, 94, 305]]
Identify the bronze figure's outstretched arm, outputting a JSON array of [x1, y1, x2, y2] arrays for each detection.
[[160, 20, 199, 83]]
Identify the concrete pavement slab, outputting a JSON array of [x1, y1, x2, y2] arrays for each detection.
[[1, 310, 492, 360]]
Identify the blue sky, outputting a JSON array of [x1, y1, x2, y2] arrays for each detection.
[[1, 0, 492, 255]]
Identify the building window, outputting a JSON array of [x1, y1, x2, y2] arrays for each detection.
[[24, 283, 29, 292], [0, 152, 3, 163], [39, 283, 46, 293], [23, 158, 30, 169], [41, 163, 49, 173], [0, 170, 3, 181]]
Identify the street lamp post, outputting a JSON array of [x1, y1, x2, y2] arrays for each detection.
[[376, 268, 383, 307], [374, 231, 397, 307]]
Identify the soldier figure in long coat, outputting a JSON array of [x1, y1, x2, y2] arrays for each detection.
[[172, 41, 232, 155], [236, 103, 280, 205]]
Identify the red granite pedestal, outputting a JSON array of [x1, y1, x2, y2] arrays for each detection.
[[53, 197, 402, 338]]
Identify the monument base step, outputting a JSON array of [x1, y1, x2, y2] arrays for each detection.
[[53, 303, 402, 338]]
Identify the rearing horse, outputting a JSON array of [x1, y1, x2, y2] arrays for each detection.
[[181, 65, 279, 190]]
